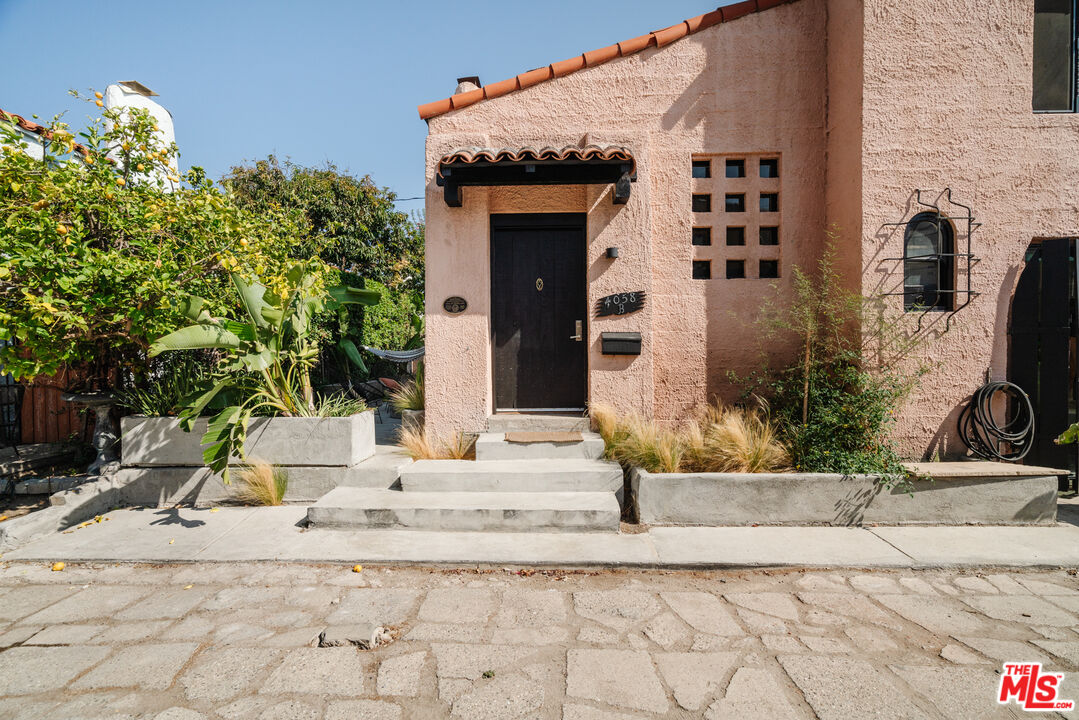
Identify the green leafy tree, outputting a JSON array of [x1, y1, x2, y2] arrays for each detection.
[[221, 156, 424, 292], [0, 93, 302, 387]]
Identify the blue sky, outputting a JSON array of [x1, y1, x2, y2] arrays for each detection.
[[0, 0, 722, 210]]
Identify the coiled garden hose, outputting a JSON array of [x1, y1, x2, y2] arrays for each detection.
[[957, 381, 1035, 462]]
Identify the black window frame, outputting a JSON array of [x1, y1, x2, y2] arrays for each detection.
[[903, 211, 955, 312], [760, 158, 780, 178], [725, 159, 746, 178], [692, 227, 712, 246], [759, 259, 780, 279], [724, 193, 745, 213], [760, 193, 779, 213], [1034, 0, 1079, 113], [725, 259, 746, 279], [759, 226, 779, 246], [692, 159, 711, 178], [692, 260, 712, 279], [692, 194, 712, 213], [725, 227, 746, 246]]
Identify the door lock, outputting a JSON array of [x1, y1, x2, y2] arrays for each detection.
[[570, 320, 583, 341]]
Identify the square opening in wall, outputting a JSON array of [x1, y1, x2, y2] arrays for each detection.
[[725, 194, 745, 212], [726, 259, 745, 279], [692, 194, 712, 212], [692, 260, 712, 279], [760, 226, 779, 245], [726, 227, 746, 246], [692, 160, 711, 178], [725, 159, 745, 178], [759, 259, 779, 278], [692, 227, 712, 246], [760, 158, 779, 178], [760, 193, 779, 212]]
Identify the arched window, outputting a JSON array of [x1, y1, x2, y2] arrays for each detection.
[[904, 212, 954, 311]]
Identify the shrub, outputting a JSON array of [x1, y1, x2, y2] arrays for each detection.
[[591, 402, 790, 474], [735, 230, 925, 481]]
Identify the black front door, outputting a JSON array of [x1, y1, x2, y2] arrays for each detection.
[[491, 213, 587, 411]]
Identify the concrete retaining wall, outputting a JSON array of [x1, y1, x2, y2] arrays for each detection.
[[631, 462, 1062, 526], [121, 412, 376, 467]]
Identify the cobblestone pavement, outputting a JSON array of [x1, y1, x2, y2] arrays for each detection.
[[0, 562, 1076, 719]]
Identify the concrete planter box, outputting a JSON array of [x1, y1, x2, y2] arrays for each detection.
[[121, 412, 375, 467], [630, 461, 1063, 526]]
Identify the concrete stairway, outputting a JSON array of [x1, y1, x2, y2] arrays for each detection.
[[307, 421, 624, 533]]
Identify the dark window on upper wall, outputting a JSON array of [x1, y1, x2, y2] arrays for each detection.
[[760, 158, 780, 178], [904, 212, 955, 311], [759, 260, 779, 278], [692, 227, 712, 246], [725, 194, 745, 212], [760, 226, 779, 245], [1034, 0, 1077, 112], [760, 193, 779, 212], [725, 159, 745, 178], [726, 227, 746, 246], [726, 260, 746, 279], [692, 194, 712, 212], [692, 160, 711, 178], [692, 260, 711, 279]]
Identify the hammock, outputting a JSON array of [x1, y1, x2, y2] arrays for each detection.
[[362, 346, 426, 363]]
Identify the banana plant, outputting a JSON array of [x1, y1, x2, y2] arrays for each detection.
[[148, 262, 379, 482]]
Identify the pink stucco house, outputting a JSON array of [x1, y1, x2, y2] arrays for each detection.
[[417, 0, 1079, 475]]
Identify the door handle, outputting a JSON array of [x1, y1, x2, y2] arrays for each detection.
[[570, 320, 583, 341]]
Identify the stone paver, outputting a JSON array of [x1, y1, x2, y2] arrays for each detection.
[[260, 647, 367, 695], [567, 648, 668, 713], [778, 655, 931, 720], [0, 645, 111, 694], [377, 650, 427, 696], [73, 642, 200, 690], [660, 591, 744, 636], [0, 563, 1076, 718]]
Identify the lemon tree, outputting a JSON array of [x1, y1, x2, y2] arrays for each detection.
[[0, 91, 306, 386]]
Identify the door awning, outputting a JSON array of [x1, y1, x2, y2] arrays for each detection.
[[436, 144, 636, 207]]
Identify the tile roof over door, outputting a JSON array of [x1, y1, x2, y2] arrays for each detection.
[[417, 0, 804, 120]]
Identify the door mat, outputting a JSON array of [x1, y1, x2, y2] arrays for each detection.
[[504, 432, 583, 444]]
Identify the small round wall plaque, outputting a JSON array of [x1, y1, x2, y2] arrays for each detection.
[[443, 296, 467, 314]]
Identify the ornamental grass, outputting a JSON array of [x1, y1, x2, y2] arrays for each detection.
[[591, 402, 790, 474], [397, 424, 474, 460], [232, 461, 289, 506]]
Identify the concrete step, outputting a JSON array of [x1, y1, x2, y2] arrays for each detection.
[[399, 458, 623, 494], [487, 414, 590, 433], [474, 432, 606, 461], [306, 488, 620, 532]]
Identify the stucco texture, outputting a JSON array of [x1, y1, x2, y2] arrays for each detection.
[[423, 0, 828, 437], [858, 0, 1079, 458]]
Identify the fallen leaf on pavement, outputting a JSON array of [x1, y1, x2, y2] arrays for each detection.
[[51, 562, 65, 572]]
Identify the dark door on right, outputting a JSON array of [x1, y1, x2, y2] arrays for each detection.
[[1009, 237, 1079, 488], [490, 213, 587, 412]]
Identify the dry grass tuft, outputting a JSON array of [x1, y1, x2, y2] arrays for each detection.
[[397, 424, 475, 460], [591, 401, 790, 474], [232, 461, 288, 506]]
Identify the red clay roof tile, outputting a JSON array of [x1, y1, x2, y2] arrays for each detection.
[[0, 108, 90, 156], [417, 0, 803, 120]]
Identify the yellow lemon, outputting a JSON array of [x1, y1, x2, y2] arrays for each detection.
[[84, 156, 94, 165], [116, 178, 126, 187], [56, 224, 68, 235], [95, 100, 103, 107], [352, 564, 363, 573], [239, 238, 248, 246], [137, 163, 145, 171], [0, 515, 8, 522], [51, 562, 65, 572], [94, 91, 103, 99]]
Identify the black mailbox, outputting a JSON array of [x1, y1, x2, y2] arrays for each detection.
[[601, 331, 642, 355]]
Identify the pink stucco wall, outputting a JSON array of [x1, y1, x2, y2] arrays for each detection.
[[858, 0, 1079, 458], [423, 0, 829, 438]]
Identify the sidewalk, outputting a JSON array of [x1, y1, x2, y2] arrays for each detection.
[[6, 501, 1079, 568]]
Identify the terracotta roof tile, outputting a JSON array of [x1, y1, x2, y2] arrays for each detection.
[[418, 0, 804, 120], [0, 108, 90, 156], [438, 144, 635, 178]]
